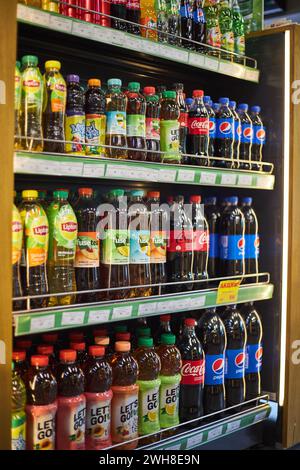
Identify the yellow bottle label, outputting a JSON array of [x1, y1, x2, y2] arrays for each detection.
[[65, 114, 86, 155], [12, 205, 23, 265], [12, 411, 26, 450]]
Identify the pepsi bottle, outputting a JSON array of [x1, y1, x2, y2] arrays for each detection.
[[238, 103, 253, 170], [240, 197, 259, 281], [250, 106, 266, 171], [180, 0, 193, 49], [204, 196, 221, 280], [229, 100, 241, 168], [219, 196, 245, 278], [241, 302, 263, 401], [185, 97, 193, 111], [212, 102, 220, 114], [215, 97, 234, 168], [191, 0, 206, 53], [203, 95, 216, 159], [198, 308, 226, 415], [179, 318, 205, 422], [221, 305, 247, 407], [189, 195, 209, 287], [187, 89, 209, 166]]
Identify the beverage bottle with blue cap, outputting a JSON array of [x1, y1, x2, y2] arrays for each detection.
[[203, 95, 216, 158], [250, 105, 266, 170], [180, 0, 193, 49], [212, 102, 220, 114], [185, 97, 193, 111], [229, 100, 241, 167], [215, 97, 234, 168], [237, 103, 253, 170], [105, 79, 127, 159], [191, 0, 206, 53], [240, 197, 259, 279], [204, 196, 221, 279]]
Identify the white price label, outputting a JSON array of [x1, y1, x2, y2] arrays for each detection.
[[83, 163, 105, 178], [200, 172, 217, 185], [138, 303, 157, 316], [245, 68, 259, 83], [72, 21, 94, 38], [59, 161, 83, 176], [88, 309, 111, 324], [112, 305, 132, 320], [170, 298, 191, 311], [207, 426, 223, 440], [28, 9, 50, 27], [124, 36, 143, 50], [177, 169, 195, 182], [49, 15, 72, 33], [92, 25, 113, 42], [159, 301, 173, 313], [142, 41, 161, 55], [219, 62, 244, 79], [30, 315, 55, 333], [159, 44, 172, 58], [226, 420, 241, 433], [165, 444, 182, 451], [192, 295, 206, 308], [254, 411, 267, 423], [111, 30, 125, 45], [159, 169, 177, 182], [189, 52, 205, 68], [205, 57, 219, 72], [17, 4, 27, 19], [238, 174, 252, 186], [14, 156, 37, 173], [256, 175, 272, 189], [61, 311, 85, 326], [187, 433, 204, 449], [106, 165, 128, 179], [221, 173, 236, 185]]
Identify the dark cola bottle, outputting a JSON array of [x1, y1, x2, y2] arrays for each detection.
[[237, 103, 253, 170], [240, 197, 259, 281], [191, 0, 206, 53], [189, 195, 209, 289], [215, 97, 234, 168], [179, 0, 193, 49], [187, 89, 209, 166], [178, 318, 204, 422], [110, 0, 127, 31], [204, 196, 221, 280], [203, 96, 216, 160]]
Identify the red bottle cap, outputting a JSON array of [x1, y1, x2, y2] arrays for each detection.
[[69, 332, 84, 342], [116, 332, 131, 341], [147, 191, 160, 199], [78, 187, 93, 197], [42, 333, 58, 344], [31, 355, 49, 367], [89, 345, 105, 357], [190, 195, 201, 204], [160, 315, 171, 322], [93, 328, 108, 337], [143, 86, 156, 95], [185, 318, 197, 327], [167, 196, 174, 203], [70, 342, 86, 351], [60, 349, 77, 362], [16, 340, 32, 350], [37, 345, 54, 356], [95, 336, 110, 347], [12, 351, 26, 362], [193, 90, 204, 98], [115, 341, 131, 352]]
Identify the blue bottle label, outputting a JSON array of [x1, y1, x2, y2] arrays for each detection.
[[253, 125, 266, 145], [240, 123, 253, 144], [193, 7, 205, 23], [216, 118, 234, 139], [129, 229, 151, 264], [205, 354, 225, 385], [180, 4, 191, 18], [106, 111, 126, 136], [225, 348, 246, 379], [209, 117, 216, 139], [209, 233, 219, 258], [246, 343, 263, 373], [245, 234, 260, 259], [234, 119, 242, 142], [219, 235, 245, 260]]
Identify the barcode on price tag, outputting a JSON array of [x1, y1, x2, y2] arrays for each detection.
[[61, 311, 85, 326], [30, 315, 55, 333], [112, 306, 132, 320], [187, 433, 203, 449], [177, 169, 195, 182], [88, 310, 110, 324], [207, 426, 223, 440], [226, 420, 241, 433]]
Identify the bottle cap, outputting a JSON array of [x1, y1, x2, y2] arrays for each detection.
[[95, 336, 110, 347], [78, 187, 93, 197], [114, 324, 128, 333], [185, 318, 197, 327], [107, 78, 122, 87], [219, 97, 230, 105], [190, 195, 201, 204], [160, 314, 170, 322], [229, 101, 236, 109], [242, 197, 252, 205], [172, 83, 184, 91], [213, 103, 221, 112], [67, 74, 80, 83], [88, 78, 101, 87], [138, 337, 154, 348], [128, 82, 140, 92], [38, 190, 47, 199], [53, 189, 69, 199], [175, 195, 184, 204], [116, 332, 131, 341], [70, 342, 86, 351], [59, 349, 77, 362], [109, 189, 125, 199], [45, 60, 61, 70], [204, 196, 217, 205], [16, 339, 32, 349], [21, 55, 38, 67], [137, 327, 151, 337], [238, 103, 249, 112], [251, 105, 261, 113], [69, 331, 84, 342], [31, 355, 49, 367], [16, 61, 21, 69], [227, 196, 239, 205], [203, 95, 211, 104], [89, 345, 105, 357], [160, 334, 176, 345], [22, 190, 38, 199], [147, 191, 160, 199], [12, 351, 26, 362], [193, 89, 204, 98], [130, 190, 144, 198], [185, 97, 193, 105], [42, 333, 58, 343], [37, 345, 54, 356], [167, 196, 174, 204], [162, 90, 176, 99], [115, 341, 131, 352], [146, 94, 159, 102], [143, 86, 156, 95], [93, 327, 108, 337]]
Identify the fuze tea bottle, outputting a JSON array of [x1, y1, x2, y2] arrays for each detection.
[[157, 333, 181, 428], [74, 188, 100, 303], [20, 55, 43, 152], [47, 190, 78, 306], [12, 362, 26, 451], [111, 341, 139, 450], [160, 91, 180, 164], [65, 75, 85, 155], [56, 350, 86, 450], [85, 79, 106, 156], [105, 78, 127, 159], [85, 346, 113, 450], [126, 82, 147, 161], [134, 337, 161, 438], [43, 60, 67, 153], [19, 190, 49, 309], [26, 356, 57, 451], [12, 204, 23, 310], [15, 61, 22, 149]]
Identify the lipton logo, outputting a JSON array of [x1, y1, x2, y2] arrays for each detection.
[[235, 352, 245, 368], [24, 80, 40, 88], [219, 121, 232, 134], [190, 119, 209, 130], [238, 237, 245, 250], [55, 83, 66, 92], [33, 225, 48, 236], [62, 222, 77, 232], [212, 358, 224, 375], [256, 128, 266, 141], [12, 221, 22, 232], [181, 362, 204, 377], [255, 346, 263, 362], [243, 126, 253, 139]]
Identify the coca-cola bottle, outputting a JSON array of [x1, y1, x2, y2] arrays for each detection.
[[178, 318, 205, 422], [189, 195, 209, 288], [187, 89, 209, 166]]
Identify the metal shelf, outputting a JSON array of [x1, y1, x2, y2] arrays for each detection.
[[17, 4, 260, 83], [14, 152, 275, 190]]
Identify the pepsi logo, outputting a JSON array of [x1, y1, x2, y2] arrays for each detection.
[[209, 120, 216, 132], [254, 237, 260, 248], [235, 352, 245, 368], [243, 126, 253, 139], [256, 128, 266, 141], [238, 238, 245, 250], [236, 124, 242, 137], [212, 358, 224, 375], [219, 122, 232, 134], [255, 346, 263, 362]]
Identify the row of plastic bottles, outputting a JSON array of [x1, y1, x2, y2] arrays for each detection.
[[12, 302, 263, 450]]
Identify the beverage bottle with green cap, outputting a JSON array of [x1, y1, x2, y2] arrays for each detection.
[[160, 91, 180, 164], [144, 92, 160, 162], [134, 337, 161, 439], [218, 0, 234, 60], [12, 204, 23, 311], [232, 0, 245, 62], [47, 190, 78, 306], [12, 362, 26, 451], [203, 0, 221, 57], [126, 82, 147, 161], [14, 61, 22, 149], [157, 333, 181, 429], [156, 0, 168, 43], [43, 60, 67, 153], [133, 326, 152, 350], [105, 79, 127, 159], [65, 75, 85, 155], [38, 190, 48, 211], [19, 190, 49, 309], [20, 55, 43, 152], [85, 79, 106, 156]]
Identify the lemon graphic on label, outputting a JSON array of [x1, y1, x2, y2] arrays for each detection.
[[165, 404, 176, 416], [147, 411, 157, 422], [117, 245, 129, 258]]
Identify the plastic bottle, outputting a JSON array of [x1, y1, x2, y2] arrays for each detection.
[[160, 90, 180, 164], [240, 197, 259, 279], [250, 105, 266, 171], [126, 0, 141, 34], [19, 190, 49, 309], [140, 0, 157, 40], [134, 337, 161, 436], [26, 355, 57, 450], [191, 0, 206, 52], [172, 83, 188, 163], [15, 339, 34, 359], [229, 100, 241, 167], [232, 0, 245, 62], [189, 195, 209, 286], [185, 97, 193, 111], [74, 188, 100, 302], [110, 0, 127, 30], [215, 97, 234, 168], [14, 61, 22, 149], [203, 95, 216, 158], [157, 334, 181, 428], [204, 196, 221, 279], [56, 350, 86, 450], [111, 341, 139, 449], [126, 82, 147, 161], [180, 0, 193, 48], [85, 345, 113, 450], [237, 103, 253, 170], [47, 190, 78, 306], [42, 333, 60, 358], [167, 0, 181, 46], [187, 89, 209, 166], [12, 351, 28, 382], [20, 55, 43, 152], [65, 75, 85, 155], [85, 79, 106, 157], [145, 94, 160, 162], [156, 84, 167, 100], [11, 362, 26, 451], [154, 315, 172, 344], [70, 342, 88, 370], [36, 345, 57, 373], [105, 78, 127, 159], [128, 190, 151, 297], [42, 0, 59, 12], [156, 0, 168, 42], [93, 0, 111, 27], [59, 0, 78, 17], [78, 0, 94, 22], [203, 0, 221, 57], [43, 60, 67, 153], [218, 0, 234, 60], [38, 190, 48, 212], [100, 189, 130, 299], [12, 204, 23, 311]]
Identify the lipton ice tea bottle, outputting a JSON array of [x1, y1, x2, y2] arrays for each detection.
[[160, 90, 180, 164], [20, 55, 43, 152], [47, 190, 78, 306], [134, 337, 161, 438], [111, 341, 139, 449], [15, 61, 22, 149], [105, 79, 127, 159], [126, 82, 147, 161], [56, 350, 86, 450], [26, 356, 57, 450], [85, 79, 106, 156], [157, 333, 181, 429], [85, 346, 113, 450], [11, 362, 26, 451], [18, 190, 49, 309], [12, 204, 24, 311], [65, 75, 85, 155]]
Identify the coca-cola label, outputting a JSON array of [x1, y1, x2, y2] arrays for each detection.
[[193, 230, 209, 252], [188, 117, 209, 135], [126, 0, 140, 9], [180, 360, 205, 385], [179, 112, 188, 128], [167, 229, 193, 253]]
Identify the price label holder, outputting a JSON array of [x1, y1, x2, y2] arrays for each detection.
[[49, 15, 73, 33], [216, 279, 241, 305], [88, 309, 111, 324], [30, 315, 55, 333], [61, 311, 85, 326]]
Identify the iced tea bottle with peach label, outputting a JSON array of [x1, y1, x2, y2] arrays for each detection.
[[111, 341, 139, 449], [157, 334, 181, 428], [85, 346, 113, 450], [56, 350, 86, 450], [26, 356, 57, 450]]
